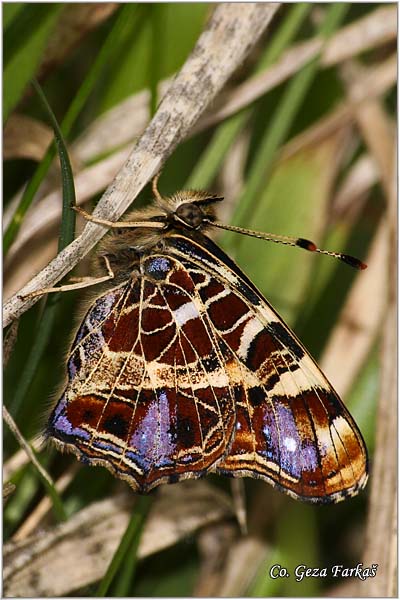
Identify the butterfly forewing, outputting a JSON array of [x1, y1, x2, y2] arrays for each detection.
[[48, 253, 238, 492]]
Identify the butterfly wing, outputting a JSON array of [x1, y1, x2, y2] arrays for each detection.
[[48, 256, 237, 492], [165, 232, 368, 503]]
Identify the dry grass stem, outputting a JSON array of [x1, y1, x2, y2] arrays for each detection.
[[340, 59, 395, 197], [3, 320, 19, 368], [4, 481, 233, 597], [61, 6, 397, 163], [230, 478, 248, 535], [219, 126, 250, 215], [360, 144, 397, 597], [194, 522, 238, 596], [3, 407, 54, 488], [197, 8, 396, 132], [72, 79, 172, 163], [217, 536, 269, 596], [12, 466, 78, 542], [4, 3, 280, 328], [332, 154, 379, 216], [320, 218, 387, 398], [3, 436, 43, 481]]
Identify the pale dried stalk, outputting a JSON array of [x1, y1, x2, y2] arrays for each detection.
[[4, 481, 233, 597], [332, 57, 397, 596], [320, 218, 387, 398], [359, 152, 397, 597], [332, 154, 379, 215], [217, 537, 269, 596], [13, 466, 78, 542], [3, 407, 53, 488], [194, 522, 238, 596], [6, 54, 395, 299], [3, 3, 280, 328], [361, 187, 397, 598], [197, 7, 396, 131], [72, 5, 396, 158], [3, 436, 43, 481], [340, 59, 395, 197]]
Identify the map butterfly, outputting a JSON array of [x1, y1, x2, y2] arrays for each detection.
[[46, 177, 368, 504]]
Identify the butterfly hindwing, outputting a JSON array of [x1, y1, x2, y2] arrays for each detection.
[[166, 232, 368, 503]]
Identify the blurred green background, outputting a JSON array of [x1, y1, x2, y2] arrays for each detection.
[[4, 3, 393, 597]]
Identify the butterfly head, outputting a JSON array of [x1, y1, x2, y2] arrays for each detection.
[[164, 190, 224, 231]]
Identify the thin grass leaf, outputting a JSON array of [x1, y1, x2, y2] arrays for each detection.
[[7, 80, 75, 422], [3, 4, 137, 254], [3, 407, 67, 523], [187, 3, 311, 190], [31, 79, 76, 249], [97, 495, 152, 596]]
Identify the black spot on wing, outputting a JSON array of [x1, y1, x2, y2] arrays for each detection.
[[103, 414, 129, 438], [248, 386, 265, 407]]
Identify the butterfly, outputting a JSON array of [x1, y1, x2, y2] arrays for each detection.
[[46, 176, 368, 504]]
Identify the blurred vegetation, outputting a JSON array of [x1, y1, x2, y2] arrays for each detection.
[[3, 3, 394, 597]]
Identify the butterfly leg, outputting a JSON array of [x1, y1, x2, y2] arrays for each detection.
[[73, 206, 164, 230], [19, 256, 115, 300]]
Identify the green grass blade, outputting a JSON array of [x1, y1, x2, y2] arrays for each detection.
[[186, 111, 245, 189], [186, 3, 312, 190], [3, 4, 137, 254], [3, 4, 61, 121], [257, 3, 311, 70], [97, 495, 152, 596], [61, 4, 141, 135], [7, 81, 76, 421], [31, 79, 76, 249]]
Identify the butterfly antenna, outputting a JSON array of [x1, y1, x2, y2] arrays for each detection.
[[207, 220, 367, 270]]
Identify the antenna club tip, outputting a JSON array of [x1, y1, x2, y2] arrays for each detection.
[[341, 253, 367, 270], [296, 238, 317, 252]]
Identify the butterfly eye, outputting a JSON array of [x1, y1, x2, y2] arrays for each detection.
[[175, 202, 203, 229]]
